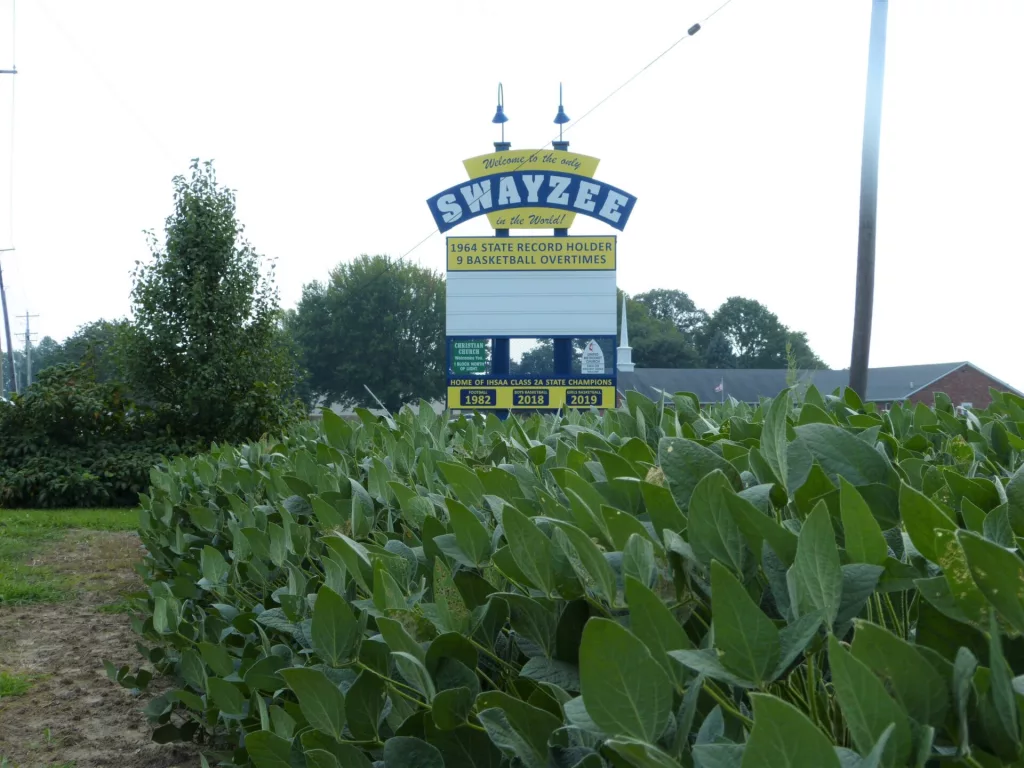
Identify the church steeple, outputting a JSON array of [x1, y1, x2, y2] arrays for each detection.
[[617, 294, 634, 372]]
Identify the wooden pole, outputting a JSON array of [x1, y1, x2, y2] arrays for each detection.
[[849, 0, 889, 398], [0, 260, 17, 396]]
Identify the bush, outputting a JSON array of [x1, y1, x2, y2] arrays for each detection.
[[127, 387, 1024, 767], [0, 364, 181, 508]]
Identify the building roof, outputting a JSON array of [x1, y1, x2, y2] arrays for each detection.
[[618, 362, 1020, 404]]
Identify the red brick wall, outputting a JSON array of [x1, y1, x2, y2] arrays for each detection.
[[906, 365, 1011, 409]]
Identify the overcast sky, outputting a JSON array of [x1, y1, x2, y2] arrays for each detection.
[[0, 0, 1021, 387]]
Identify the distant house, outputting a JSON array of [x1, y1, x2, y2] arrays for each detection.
[[617, 362, 1022, 410]]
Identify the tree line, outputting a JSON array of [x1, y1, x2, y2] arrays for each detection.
[[5, 160, 826, 420]]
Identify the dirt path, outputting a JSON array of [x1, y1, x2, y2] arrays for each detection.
[[0, 530, 198, 768]]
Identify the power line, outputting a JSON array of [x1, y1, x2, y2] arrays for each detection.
[[372, 0, 738, 288]]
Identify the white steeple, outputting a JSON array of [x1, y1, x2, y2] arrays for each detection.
[[617, 294, 634, 372]]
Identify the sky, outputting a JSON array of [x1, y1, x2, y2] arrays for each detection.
[[0, 0, 1021, 386]]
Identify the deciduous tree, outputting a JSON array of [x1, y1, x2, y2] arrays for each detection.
[[289, 255, 445, 412], [120, 159, 301, 442]]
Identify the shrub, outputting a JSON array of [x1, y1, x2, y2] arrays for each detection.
[[127, 387, 1024, 767], [0, 364, 181, 508]]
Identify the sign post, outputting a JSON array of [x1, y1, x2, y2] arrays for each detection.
[[427, 86, 637, 413]]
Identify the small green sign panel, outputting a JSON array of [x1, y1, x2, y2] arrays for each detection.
[[452, 340, 488, 373]]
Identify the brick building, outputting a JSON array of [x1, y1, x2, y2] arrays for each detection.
[[617, 361, 1021, 409]]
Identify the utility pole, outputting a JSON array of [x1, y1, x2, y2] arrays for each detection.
[[22, 311, 37, 388], [1, 23, 17, 399], [0, 254, 16, 397], [848, 0, 889, 398]]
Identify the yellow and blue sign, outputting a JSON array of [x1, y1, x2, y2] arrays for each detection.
[[447, 376, 616, 411], [426, 149, 637, 233], [447, 236, 616, 271]]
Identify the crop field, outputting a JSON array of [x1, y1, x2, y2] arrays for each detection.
[[7, 385, 1024, 766], [0, 509, 197, 768]]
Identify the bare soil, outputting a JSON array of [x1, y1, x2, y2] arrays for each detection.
[[0, 530, 199, 768]]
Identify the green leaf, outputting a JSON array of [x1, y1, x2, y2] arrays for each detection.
[[710, 560, 779, 686], [431, 558, 471, 635], [311, 496, 344, 529], [424, 720, 504, 768], [476, 690, 562, 768], [346, 670, 387, 741], [899, 482, 957, 564], [448, 499, 492, 565], [496, 592, 558, 658], [552, 523, 618, 606], [245, 730, 293, 768], [840, 478, 888, 565], [392, 650, 436, 701], [439, 461, 485, 507], [849, 621, 950, 728], [772, 611, 823, 680], [207, 677, 245, 716], [792, 423, 895, 488], [200, 545, 229, 585], [1006, 464, 1024, 529], [693, 744, 746, 768], [432, 687, 473, 730], [521, 657, 581, 692], [623, 533, 657, 588], [312, 585, 363, 667], [580, 617, 673, 742], [188, 505, 219, 532], [789, 501, 843, 626], [668, 648, 756, 689], [605, 738, 686, 768], [625, 576, 693, 687], [199, 641, 234, 677], [501, 506, 557, 594], [658, 437, 742, 511], [243, 655, 289, 694], [761, 389, 793, 494], [373, 560, 407, 612], [957, 529, 1024, 634], [986, 612, 1021, 756], [953, 648, 978, 755], [302, 735, 373, 768], [688, 469, 749, 575], [305, 750, 341, 768], [962, 497, 987, 534], [383, 736, 444, 768], [741, 693, 841, 768], [280, 666, 347, 741], [376, 615, 426, 663], [828, 635, 912, 767], [640, 480, 688, 538], [836, 564, 885, 627], [350, 479, 374, 539], [181, 649, 207, 691], [723, 491, 798, 566]]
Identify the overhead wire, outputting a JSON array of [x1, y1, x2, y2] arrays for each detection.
[[8, 0, 15, 249], [367, 0, 738, 289]]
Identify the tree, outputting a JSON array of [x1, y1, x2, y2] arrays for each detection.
[[786, 330, 827, 370], [289, 255, 445, 412], [704, 330, 736, 369], [513, 340, 554, 374], [703, 297, 791, 368], [120, 159, 301, 442], [701, 297, 827, 370], [616, 290, 702, 369], [633, 289, 709, 338]]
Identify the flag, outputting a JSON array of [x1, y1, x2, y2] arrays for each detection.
[[714, 379, 724, 393]]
